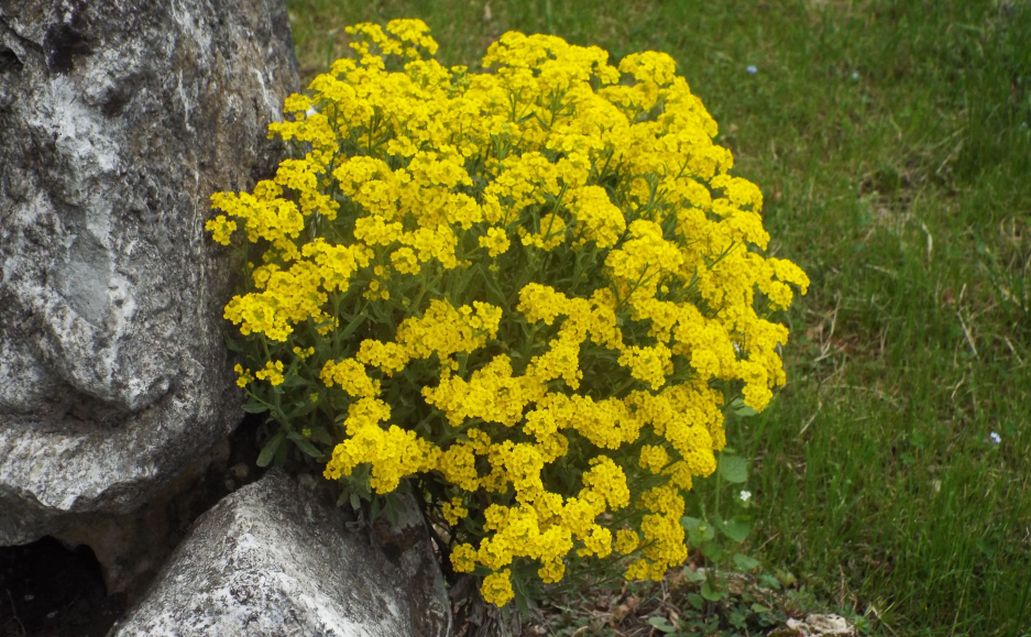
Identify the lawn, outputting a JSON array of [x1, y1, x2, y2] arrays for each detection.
[[285, 1, 1031, 634]]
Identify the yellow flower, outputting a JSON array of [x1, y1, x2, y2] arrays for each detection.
[[478, 226, 511, 257], [442, 497, 469, 525], [639, 445, 670, 474], [578, 524, 613, 558], [356, 339, 410, 376], [567, 185, 624, 248], [615, 529, 640, 555], [233, 363, 253, 388], [254, 360, 285, 386], [519, 213, 567, 251], [480, 569, 515, 607], [537, 559, 565, 584], [450, 543, 477, 573], [320, 359, 380, 398], [204, 215, 237, 245]]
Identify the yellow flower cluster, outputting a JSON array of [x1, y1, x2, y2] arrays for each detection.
[[323, 397, 439, 493], [208, 19, 808, 607]]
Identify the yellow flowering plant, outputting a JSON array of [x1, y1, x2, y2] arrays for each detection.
[[206, 19, 808, 608]]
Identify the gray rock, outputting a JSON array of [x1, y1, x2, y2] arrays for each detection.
[[784, 614, 856, 637], [783, 610, 857, 634], [0, 0, 297, 543], [110, 470, 453, 637]]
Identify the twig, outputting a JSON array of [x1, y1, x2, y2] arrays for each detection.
[[949, 375, 966, 402], [799, 399, 822, 436], [920, 221, 934, 262], [956, 310, 979, 358], [1003, 336, 1025, 366]]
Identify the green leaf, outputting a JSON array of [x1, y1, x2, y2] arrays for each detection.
[[701, 541, 725, 562], [720, 516, 752, 543], [337, 309, 368, 341], [307, 427, 334, 446], [273, 437, 290, 465], [279, 374, 308, 389], [287, 431, 324, 459], [682, 566, 707, 584], [515, 584, 531, 616], [701, 580, 725, 602], [718, 454, 749, 484], [647, 616, 677, 633], [682, 516, 716, 545], [256, 431, 285, 467], [733, 553, 761, 571], [775, 569, 798, 587], [242, 400, 270, 414], [686, 592, 704, 610], [729, 608, 748, 629], [759, 573, 782, 590], [730, 397, 759, 417]]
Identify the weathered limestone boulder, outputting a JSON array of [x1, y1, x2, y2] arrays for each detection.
[[0, 1, 298, 543], [110, 470, 453, 637]]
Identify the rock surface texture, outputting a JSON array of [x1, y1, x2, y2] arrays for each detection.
[[784, 614, 856, 637], [110, 470, 453, 637], [0, 0, 298, 543]]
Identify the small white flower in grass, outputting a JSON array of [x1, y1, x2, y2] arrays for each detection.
[[746, 64, 758, 75], [739, 489, 752, 503], [989, 431, 1002, 445]]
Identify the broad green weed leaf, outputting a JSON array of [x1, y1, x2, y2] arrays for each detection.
[[720, 516, 752, 542], [718, 454, 749, 483], [733, 552, 761, 571]]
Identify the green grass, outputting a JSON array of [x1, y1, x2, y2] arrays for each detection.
[[285, 1, 1031, 634]]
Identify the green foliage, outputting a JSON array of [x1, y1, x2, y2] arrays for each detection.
[[682, 450, 760, 603]]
